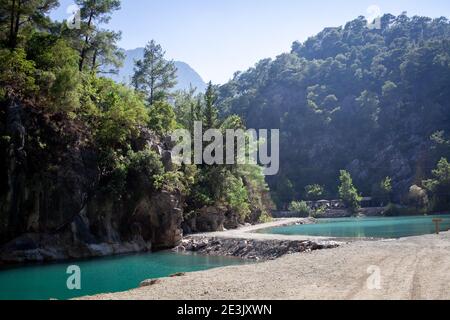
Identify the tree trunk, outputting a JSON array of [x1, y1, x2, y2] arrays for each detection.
[[149, 87, 154, 106], [12, 0, 21, 48], [8, 0, 17, 49], [149, 74, 155, 106], [79, 11, 94, 71], [91, 49, 98, 73]]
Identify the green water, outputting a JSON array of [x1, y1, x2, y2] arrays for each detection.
[[0, 251, 249, 300], [258, 214, 450, 239]]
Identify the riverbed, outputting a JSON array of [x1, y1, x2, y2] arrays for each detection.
[[83, 231, 450, 300]]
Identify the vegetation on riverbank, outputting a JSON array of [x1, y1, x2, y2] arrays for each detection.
[[0, 0, 271, 255], [217, 13, 450, 212], [1, 2, 449, 260]]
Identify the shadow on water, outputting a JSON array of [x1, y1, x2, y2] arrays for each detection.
[[0, 251, 250, 300]]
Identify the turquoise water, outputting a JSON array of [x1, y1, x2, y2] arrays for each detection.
[[258, 215, 450, 239], [0, 251, 249, 300]]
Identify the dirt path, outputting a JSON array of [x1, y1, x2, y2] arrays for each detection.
[[189, 218, 340, 243], [82, 228, 450, 300]]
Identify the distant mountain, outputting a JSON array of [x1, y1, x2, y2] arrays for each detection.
[[108, 48, 207, 93]]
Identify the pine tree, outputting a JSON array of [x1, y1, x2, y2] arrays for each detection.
[[1, 0, 58, 49], [89, 29, 124, 74], [132, 40, 177, 105], [338, 170, 362, 214], [203, 81, 218, 130], [75, 0, 121, 71]]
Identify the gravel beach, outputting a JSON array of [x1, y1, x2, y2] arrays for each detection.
[[81, 221, 450, 300]]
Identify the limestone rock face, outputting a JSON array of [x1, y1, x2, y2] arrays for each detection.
[[0, 100, 265, 265], [182, 207, 226, 234], [182, 205, 263, 235], [131, 191, 184, 250], [0, 101, 184, 264]]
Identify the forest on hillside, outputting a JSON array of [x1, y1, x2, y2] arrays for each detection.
[[0, 0, 271, 253], [218, 13, 450, 212], [1, 1, 450, 257]]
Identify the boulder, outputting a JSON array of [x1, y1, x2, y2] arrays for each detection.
[[174, 236, 340, 261], [140, 279, 162, 287], [182, 206, 226, 234]]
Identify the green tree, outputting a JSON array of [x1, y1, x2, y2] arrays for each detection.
[[355, 90, 380, 128], [222, 173, 250, 219], [75, 0, 121, 71], [88, 29, 124, 74], [147, 101, 177, 136], [338, 170, 362, 214], [217, 13, 450, 208], [26, 33, 81, 112], [431, 131, 450, 147], [423, 158, 450, 211], [0, 47, 37, 99], [173, 86, 201, 133], [237, 164, 274, 220], [1, 0, 58, 49], [305, 184, 324, 201], [274, 176, 295, 210], [203, 81, 218, 130], [288, 201, 312, 216], [81, 77, 149, 149], [132, 40, 177, 105], [373, 177, 393, 205]]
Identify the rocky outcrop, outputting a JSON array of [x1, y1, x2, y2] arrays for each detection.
[[182, 206, 254, 235], [182, 207, 226, 234], [0, 100, 271, 265], [0, 233, 153, 263], [174, 236, 339, 261], [0, 101, 184, 264]]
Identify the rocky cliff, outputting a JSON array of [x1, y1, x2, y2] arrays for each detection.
[[0, 100, 266, 264], [0, 100, 184, 264], [218, 14, 450, 208]]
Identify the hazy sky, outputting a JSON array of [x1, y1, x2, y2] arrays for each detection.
[[52, 0, 450, 84]]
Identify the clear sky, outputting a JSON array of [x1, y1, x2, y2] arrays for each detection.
[[52, 0, 450, 84]]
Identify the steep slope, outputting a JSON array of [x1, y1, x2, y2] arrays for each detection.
[[0, 100, 183, 263], [218, 14, 450, 207]]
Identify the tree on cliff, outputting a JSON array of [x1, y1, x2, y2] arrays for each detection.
[[132, 40, 177, 106], [87, 29, 124, 74], [0, 0, 59, 49], [147, 101, 177, 136], [203, 81, 218, 130], [338, 170, 361, 214], [423, 158, 450, 211], [74, 0, 121, 72], [0, 0, 273, 255], [372, 177, 393, 205]]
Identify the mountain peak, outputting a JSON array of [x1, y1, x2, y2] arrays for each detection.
[[107, 48, 207, 93]]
